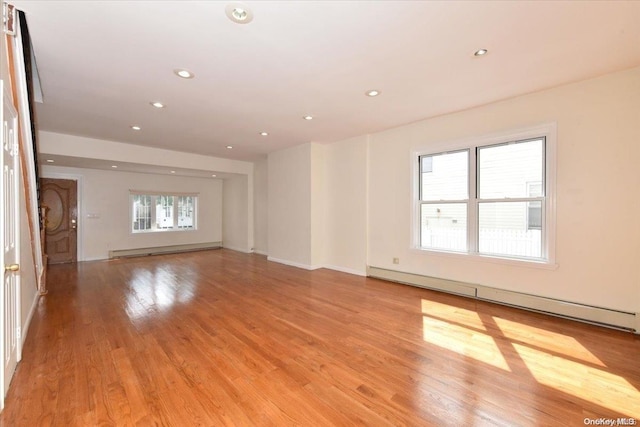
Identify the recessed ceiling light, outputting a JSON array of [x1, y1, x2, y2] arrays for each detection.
[[226, 145, 233, 149], [131, 125, 141, 131], [260, 132, 268, 136], [225, 3, 253, 24], [365, 90, 381, 97], [46, 159, 54, 163], [474, 49, 488, 57], [232, 8, 247, 20], [150, 101, 165, 108], [170, 171, 176, 174], [211, 174, 217, 178], [111, 165, 118, 168], [303, 115, 313, 120], [174, 69, 194, 79]]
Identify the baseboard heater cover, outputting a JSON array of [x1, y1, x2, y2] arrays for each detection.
[[109, 242, 222, 259], [367, 267, 476, 297], [367, 266, 638, 333]]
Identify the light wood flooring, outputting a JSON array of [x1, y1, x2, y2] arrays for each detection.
[[1, 249, 639, 426]]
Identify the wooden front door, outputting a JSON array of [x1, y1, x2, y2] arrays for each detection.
[[41, 178, 77, 264]]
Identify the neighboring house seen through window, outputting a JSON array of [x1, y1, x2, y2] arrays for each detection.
[[417, 125, 555, 263], [131, 192, 197, 233]]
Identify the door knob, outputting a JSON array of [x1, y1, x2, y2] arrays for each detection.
[[4, 264, 19, 272]]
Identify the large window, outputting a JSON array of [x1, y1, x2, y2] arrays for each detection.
[[131, 192, 197, 233], [417, 128, 554, 263]]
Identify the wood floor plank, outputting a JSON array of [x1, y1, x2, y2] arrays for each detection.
[[2, 249, 639, 426]]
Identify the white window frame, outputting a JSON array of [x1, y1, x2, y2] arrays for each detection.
[[130, 190, 198, 234], [412, 123, 557, 268]]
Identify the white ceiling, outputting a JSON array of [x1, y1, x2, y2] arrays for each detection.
[[11, 0, 640, 167]]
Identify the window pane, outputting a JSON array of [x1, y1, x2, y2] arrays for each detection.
[[178, 196, 195, 229], [420, 150, 468, 201], [528, 182, 543, 197], [478, 139, 543, 199], [132, 195, 151, 231], [478, 202, 542, 258], [156, 195, 174, 229], [527, 201, 542, 230], [420, 203, 467, 252]]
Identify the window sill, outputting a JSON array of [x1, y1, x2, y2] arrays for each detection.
[[410, 247, 558, 270]]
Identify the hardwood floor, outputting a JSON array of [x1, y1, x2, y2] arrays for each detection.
[[1, 249, 639, 426]]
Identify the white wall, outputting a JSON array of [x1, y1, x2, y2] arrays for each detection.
[[366, 67, 640, 313], [253, 158, 268, 255], [310, 143, 326, 268], [324, 135, 368, 275], [268, 143, 313, 268], [41, 165, 223, 261], [223, 175, 250, 253]]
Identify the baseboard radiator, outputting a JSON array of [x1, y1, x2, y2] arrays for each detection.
[[109, 241, 222, 259], [367, 266, 638, 333]]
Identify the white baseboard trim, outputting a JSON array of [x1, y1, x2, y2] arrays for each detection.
[[266, 258, 366, 276], [267, 257, 322, 271], [253, 249, 268, 256], [81, 256, 108, 262], [323, 264, 366, 277], [222, 245, 252, 254], [367, 266, 638, 333], [22, 291, 39, 346]]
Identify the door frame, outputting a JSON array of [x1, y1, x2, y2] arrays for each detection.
[[40, 172, 83, 262]]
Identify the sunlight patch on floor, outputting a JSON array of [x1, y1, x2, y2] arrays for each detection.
[[420, 298, 639, 418], [421, 300, 487, 331], [493, 316, 605, 367], [513, 342, 640, 418], [422, 316, 511, 371]]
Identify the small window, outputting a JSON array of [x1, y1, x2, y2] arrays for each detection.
[[157, 195, 174, 229], [132, 195, 152, 232], [177, 196, 195, 229], [131, 192, 198, 233]]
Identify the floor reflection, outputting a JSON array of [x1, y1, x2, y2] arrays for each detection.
[[125, 265, 196, 321]]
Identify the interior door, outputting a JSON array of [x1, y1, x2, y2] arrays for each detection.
[[41, 178, 77, 264], [1, 81, 20, 399]]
